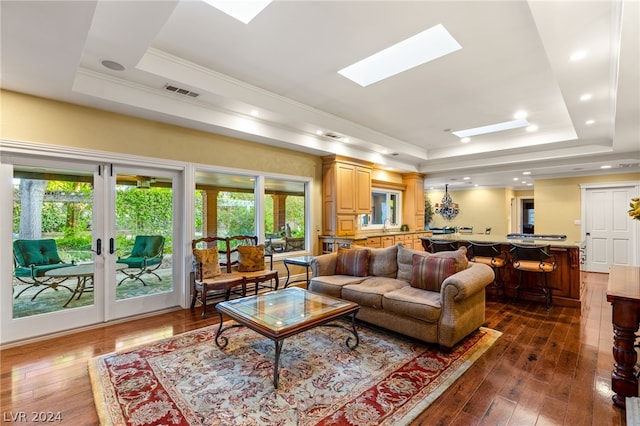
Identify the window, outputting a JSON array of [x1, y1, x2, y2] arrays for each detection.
[[363, 188, 402, 230], [195, 170, 309, 254], [264, 178, 306, 253]]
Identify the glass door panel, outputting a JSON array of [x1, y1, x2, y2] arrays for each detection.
[[108, 166, 180, 320]]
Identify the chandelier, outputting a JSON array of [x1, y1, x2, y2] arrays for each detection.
[[434, 184, 459, 220]]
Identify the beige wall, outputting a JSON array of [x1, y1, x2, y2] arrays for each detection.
[[1, 90, 324, 251], [426, 187, 510, 235], [4, 90, 638, 248], [535, 174, 640, 243], [426, 174, 639, 243]]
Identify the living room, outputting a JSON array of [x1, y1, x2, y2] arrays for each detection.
[[1, 1, 639, 424]]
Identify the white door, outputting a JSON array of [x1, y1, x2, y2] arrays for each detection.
[[1, 150, 184, 344], [105, 164, 182, 320], [584, 184, 638, 272]]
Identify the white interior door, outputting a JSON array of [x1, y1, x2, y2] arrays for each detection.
[[584, 184, 638, 272]]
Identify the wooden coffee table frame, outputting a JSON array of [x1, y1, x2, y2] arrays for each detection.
[[215, 287, 360, 389]]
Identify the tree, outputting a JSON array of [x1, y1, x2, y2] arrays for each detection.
[[18, 179, 48, 239]]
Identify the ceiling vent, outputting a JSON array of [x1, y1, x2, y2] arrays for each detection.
[[324, 132, 343, 140], [164, 84, 199, 98], [619, 163, 640, 168]]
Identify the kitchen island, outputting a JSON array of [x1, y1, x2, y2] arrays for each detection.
[[420, 234, 584, 308]]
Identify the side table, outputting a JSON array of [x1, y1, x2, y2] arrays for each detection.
[[283, 256, 314, 288]]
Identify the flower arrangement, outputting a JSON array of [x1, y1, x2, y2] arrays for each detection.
[[629, 197, 640, 221]]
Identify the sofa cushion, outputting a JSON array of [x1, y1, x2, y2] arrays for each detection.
[[308, 275, 368, 298], [367, 245, 398, 277], [396, 244, 468, 283], [383, 286, 442, 323], [335, 247, 370, 277], [410, 254, 457, 292], [342, 277, 408, 309]]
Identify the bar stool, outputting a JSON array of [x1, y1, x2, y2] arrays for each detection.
[[509, 244, 556, 309], [425, 239, 458, 253], [467, 242, 507, 298]]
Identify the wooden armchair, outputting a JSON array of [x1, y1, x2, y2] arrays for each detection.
[[13, 239, 75, 300], [191, 237, 245, 318], [191, 235, 279, 318]]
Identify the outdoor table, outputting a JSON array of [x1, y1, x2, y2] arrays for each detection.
[[45, 263, 127, 307]]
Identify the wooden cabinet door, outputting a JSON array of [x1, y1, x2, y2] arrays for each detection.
[[336, 163, 356, 214], [355, 166, 372, 214]]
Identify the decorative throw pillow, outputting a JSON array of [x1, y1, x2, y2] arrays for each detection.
[[193, 247, 221, 279], [368, 245, 399, 277], [237, 244, 265, 272], [431, 246, 469, 272], [410, 254, 457, 292], [336, 247, 370, 277]]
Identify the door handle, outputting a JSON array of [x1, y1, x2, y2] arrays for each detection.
[[109, 238, 115, 255], [96, 238, 102, 255]]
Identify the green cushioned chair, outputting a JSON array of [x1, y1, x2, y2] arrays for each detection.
[[117, 235, 165, 286], [13, 239, 74, 300]]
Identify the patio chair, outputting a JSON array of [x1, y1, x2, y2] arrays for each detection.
[[117, 235, 165, 286], [13, 239, 75, 300]]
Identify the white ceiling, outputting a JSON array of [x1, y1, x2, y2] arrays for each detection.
[[1, 0, 638, 190]]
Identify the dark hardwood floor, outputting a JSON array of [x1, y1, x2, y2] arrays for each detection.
[[0, 272, 628, 425]]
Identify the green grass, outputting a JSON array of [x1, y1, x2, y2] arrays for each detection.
[[12, 268, 174, 318]]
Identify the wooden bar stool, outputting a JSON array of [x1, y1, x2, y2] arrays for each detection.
[[467, 242, 507, 298], [509, 244, 556, 309]]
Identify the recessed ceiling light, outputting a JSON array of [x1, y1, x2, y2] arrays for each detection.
[[463, 176, 470, 180], [202, 0, 271, 24], [101, 60, 125, 71], [586, 119, 595, 125], [338, 24, 462, 87], [460, 137, 471, 143], [601, 165, 612, 169], [522, 171, 531, 175], [526, 124, 538, 132], [315, 130, 323, 135], [250, 110, 259, 117], [513, 177, 519, 181], [452, 119, 529, 138], [570, 49, 587, 61], [527, 183, 533, 186], [521, 181, 527, 184], [580, 93, 592, 101], [514, 111, 528, 120]]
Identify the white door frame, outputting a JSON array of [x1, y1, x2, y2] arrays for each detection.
[[0, 140, 189, 344], [581, 181, 640, 271]]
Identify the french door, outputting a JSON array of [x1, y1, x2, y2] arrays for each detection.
[[1, 145, 184, 344]]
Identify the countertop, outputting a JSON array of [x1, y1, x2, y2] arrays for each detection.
[[319, 230, 431, 240], [419, 233, 582, 248]]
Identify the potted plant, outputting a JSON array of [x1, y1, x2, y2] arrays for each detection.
[[424, 196, 434, 229]]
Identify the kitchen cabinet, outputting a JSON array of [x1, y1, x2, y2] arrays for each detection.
[[323, 156, 372, 236]]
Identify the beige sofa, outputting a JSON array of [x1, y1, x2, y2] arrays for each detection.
[[309, 244, 494, 350]]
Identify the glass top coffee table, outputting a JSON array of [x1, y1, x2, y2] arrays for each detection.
[[215, 287, 359, 388]]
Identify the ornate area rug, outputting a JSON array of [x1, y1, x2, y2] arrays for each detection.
[[89, 322, 501, 426]]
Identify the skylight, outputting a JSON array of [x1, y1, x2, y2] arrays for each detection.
[[338, 24, 462, 87], [203, 0, 271, 24], [452, 119, 529, 138]]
